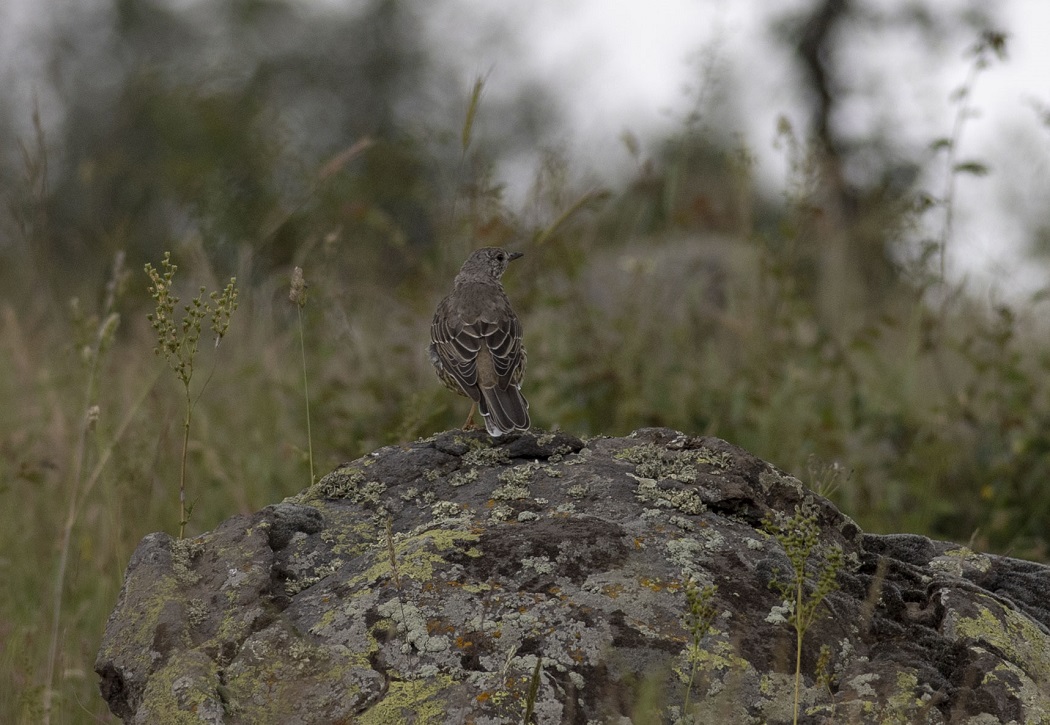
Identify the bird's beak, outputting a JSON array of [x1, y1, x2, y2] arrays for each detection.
[[508, 252, 524, 262]]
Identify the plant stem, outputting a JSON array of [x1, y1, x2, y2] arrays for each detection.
[[793, 581, 804, 725], [937, 61, 979, 284], [298, 304, 314, 484], [179, 385, 192, 539], [42, 400, 94, 723], [43, 370, 160, 722]]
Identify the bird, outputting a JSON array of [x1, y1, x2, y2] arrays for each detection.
[[429, 247, 530, 437]]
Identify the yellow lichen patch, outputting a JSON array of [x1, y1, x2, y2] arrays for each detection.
[[352, 528, 480, 587], [980, 658, 1050, 722], [328, 519, 385, 558], [358, 675, 455, 725], [96, 570, 180, 665], [881, 670, 932, 722], [135, 654, 223, 724], [706, 637, 747, 672], [308, 606, 339, 636], [640, 576, 680, 592], [943, 594, 1050, 685], [933, 546, 992, 575], [220, 632, 370, 722]]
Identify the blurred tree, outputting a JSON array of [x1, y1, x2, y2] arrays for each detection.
[[772, 0, 1002, 312], [3, 0, 467, 290]]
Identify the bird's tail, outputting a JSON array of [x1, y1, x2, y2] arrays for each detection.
[[478, 385, 530, 437]]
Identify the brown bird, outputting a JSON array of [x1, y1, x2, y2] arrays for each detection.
[[429, 247, 530, 437]]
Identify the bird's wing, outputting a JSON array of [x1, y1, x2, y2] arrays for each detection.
[[431, 300, 481, 393], [430, 294, 525, 392], [483, 311, 525, 388]]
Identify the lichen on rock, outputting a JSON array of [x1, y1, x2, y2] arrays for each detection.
[[97, 428, 1050, 724]]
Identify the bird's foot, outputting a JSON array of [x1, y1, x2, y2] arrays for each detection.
[[461, 403, 478, 431]]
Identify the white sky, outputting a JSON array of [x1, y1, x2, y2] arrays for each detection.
[[434, 0, 1050, 297], [3, 0, 1049, 295]]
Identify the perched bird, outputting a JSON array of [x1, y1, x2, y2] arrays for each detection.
[[429, 247, 530, 437]]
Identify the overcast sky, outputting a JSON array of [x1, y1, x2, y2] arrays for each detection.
[[4, 0, 1049, 295], [429, 0, 1050, 296]]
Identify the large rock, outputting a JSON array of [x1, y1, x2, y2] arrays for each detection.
[[96, 428, 1050, 724]]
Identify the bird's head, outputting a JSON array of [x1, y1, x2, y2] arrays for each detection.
[[458, 247, 524, 282]]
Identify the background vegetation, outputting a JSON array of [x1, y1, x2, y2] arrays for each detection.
[[1, 1, 1049, 721]]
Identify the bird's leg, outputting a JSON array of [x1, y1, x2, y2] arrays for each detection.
[[462, 403, 478, 430]]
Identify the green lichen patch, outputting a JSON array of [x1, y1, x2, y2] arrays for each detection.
[[462, 441, 511, 467], [222, 626, 369, 722], [354, 528, 480, 587], [547, 443, 578, 464], [96, 564, 181, 665], [325, 518, 383, 559], [357, 675, 455, 725], [171, 536, 205, 585], [136, 653, 225, 724], [448, 467, 478, 488], [99, 430, 1050, 724], [666, 537, 707, 577], [187, 598, 208, 627], [758, 467, 806, 497], [930, 546, 993, 577], [562, 447, 592, 466], [883, 670, 932, 721], [944, 595, 1050, 686], [285, 558, 344, 595], [309, 466, 388, 505], [567, 483, 589, 499], [498, 461, 539, 488], [630, 473, 707, 515], [377, 599, 451, 654], [490, 503, 515, 522], [979, 658, 1050, 723], [429, 500, 472, 525], [491, 480, 531, 501], [693, 447, 733, 470], [616, 443, 731, 483], [617, 444, 702, 482]]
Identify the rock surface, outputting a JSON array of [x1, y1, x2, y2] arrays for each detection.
[[96, 428, 1050, 724]]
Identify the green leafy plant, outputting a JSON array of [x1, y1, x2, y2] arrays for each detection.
[[764, 503, 843, 725], [146, 252, 238, 538], [681, 579, 718, 718]]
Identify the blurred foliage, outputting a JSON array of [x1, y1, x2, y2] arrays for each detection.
[[0, 1, 1048, 722]]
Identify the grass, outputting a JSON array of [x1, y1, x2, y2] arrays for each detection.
[[5, 179, 1048, 722], [3, 38, 1050, 721], [289, 266, 316, 485]]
